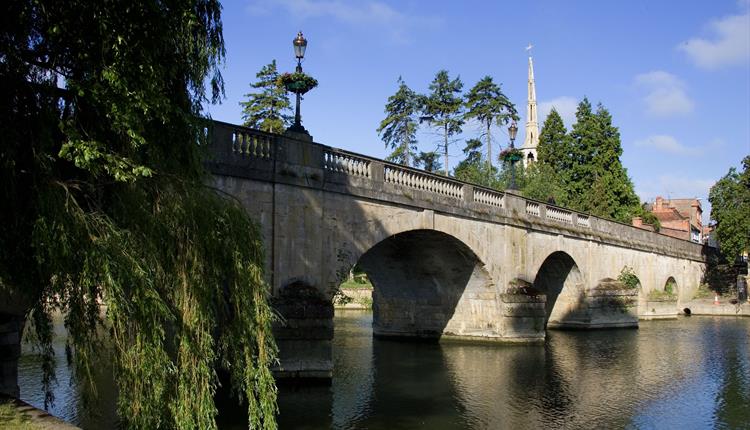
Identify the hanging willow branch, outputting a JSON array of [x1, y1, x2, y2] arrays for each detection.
[[30, 178, 278, 429]]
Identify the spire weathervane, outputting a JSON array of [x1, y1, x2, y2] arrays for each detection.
[[525, 43, 534, 55]]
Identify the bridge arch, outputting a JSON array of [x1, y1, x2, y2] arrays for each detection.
[[663, 276, 678, 296], [531, 251, 585, 327], [355, 229, 500, 340]]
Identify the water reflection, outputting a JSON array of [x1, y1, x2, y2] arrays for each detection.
[[17, 313, 117, 429], [276, 312, 750, 430], [18, 311, 750, 429]]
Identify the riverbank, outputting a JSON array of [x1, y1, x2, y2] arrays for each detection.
[[0, 396, 79, 429], [683, 298, 750, 317], [334, 286, 373, 310]]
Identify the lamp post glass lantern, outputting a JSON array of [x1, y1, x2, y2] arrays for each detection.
[[508, 121, 518, 190], [293, 31, 307, 70], [289, 31, 308, 134]]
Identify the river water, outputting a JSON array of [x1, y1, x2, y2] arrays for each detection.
[[18, 311, 750, 429]]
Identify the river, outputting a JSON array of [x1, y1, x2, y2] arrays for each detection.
[[18, 311, 750, 429]]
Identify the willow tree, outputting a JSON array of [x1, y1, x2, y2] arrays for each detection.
[[0, 1, 277, 429]]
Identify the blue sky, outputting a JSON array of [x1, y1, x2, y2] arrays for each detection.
[[207, 0, 750, 221]]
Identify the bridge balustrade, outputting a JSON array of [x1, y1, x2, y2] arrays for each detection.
[[231, 128, 273, 159], [207, 121, 633, 235], [323, 150, 371, 178], [383, 164, 463, 199], [473, 188, 504, 208], [546, 206, 573, 224], [526, 201, 541, 217]]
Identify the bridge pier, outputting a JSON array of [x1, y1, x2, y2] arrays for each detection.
[[271, 283, 334, 379]]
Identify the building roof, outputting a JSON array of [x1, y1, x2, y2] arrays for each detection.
[[653, 210, 686, 223]]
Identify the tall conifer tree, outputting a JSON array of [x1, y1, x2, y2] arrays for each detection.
[[464, 76, 517, 171], [537, 108, 571, 170], [588, 104, 640, 222], [536, 108, 571, 204], [378, 77, 420, 166], [567, 98, 597, 209], [423, 70, 464, 175], [566, 98, 639, 221], [240, 60, 291, 133]]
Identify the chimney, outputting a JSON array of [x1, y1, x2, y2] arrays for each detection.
[[655, 196, 664, 211]]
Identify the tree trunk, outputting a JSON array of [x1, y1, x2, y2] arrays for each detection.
[[486, 120, 492, 169], [403, 132, 410, 167], [0, 312, 25, 398], [444, 123, 449, 176]]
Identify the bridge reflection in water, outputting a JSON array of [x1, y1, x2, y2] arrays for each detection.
[[17, 310, 750, 428], [276, 310, 750, 430]]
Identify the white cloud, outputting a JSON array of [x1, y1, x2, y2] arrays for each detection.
[[634, 71, 694, 117], [678, 7, 750, 69], [245, 0, 439, 43], [633, 135, 702, 156], [538, 96, 578, 128], [636, 175, 714, 204]]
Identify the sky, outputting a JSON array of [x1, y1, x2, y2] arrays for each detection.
[[206, 0, 750, 222]]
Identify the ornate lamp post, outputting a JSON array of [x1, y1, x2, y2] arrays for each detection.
[[288, 31, 308, 134], [508, 121, 519, 190]]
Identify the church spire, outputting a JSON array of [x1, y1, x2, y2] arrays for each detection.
[[522, 47, 539, 167]]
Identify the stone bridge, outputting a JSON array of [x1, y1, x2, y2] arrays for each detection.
[[207, 121, 707, 379]]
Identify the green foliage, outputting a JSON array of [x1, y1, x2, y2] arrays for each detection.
[[240, 60, 291, 133], [566, 99, 640, 222], [536, 108, 571, 204], [0, 1, 277, 428], [415, 151, 442, 173], [638, 209, 662, 232], [497, 161, 527, 191], [277, 72, 318, 94], [665, 278, 676, 295], [522, 163, 567, 204], [464, 76, 517, 167], [498, 148, 524, 163], [618, 266, 641, 289], [709, 156, 750, 263], [648, 289, 677, 301], [567, 98, 597, 205], [693, 283, 715, 299], [537, 108, 570, 168], [378, 77, 420, 166], [423, 70, 465, 173], [0, 402, 38, 430], [357, 297, 373, 309], [453, 139, 500, 188]]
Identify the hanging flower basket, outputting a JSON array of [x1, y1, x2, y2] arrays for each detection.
[[499, 147, 523, 163], [277, 72, 318, 94]]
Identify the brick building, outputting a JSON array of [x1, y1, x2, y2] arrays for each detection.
[[632, 197, 702, 243]]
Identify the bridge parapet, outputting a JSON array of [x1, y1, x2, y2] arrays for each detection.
[[206, 120, 704, 262]]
